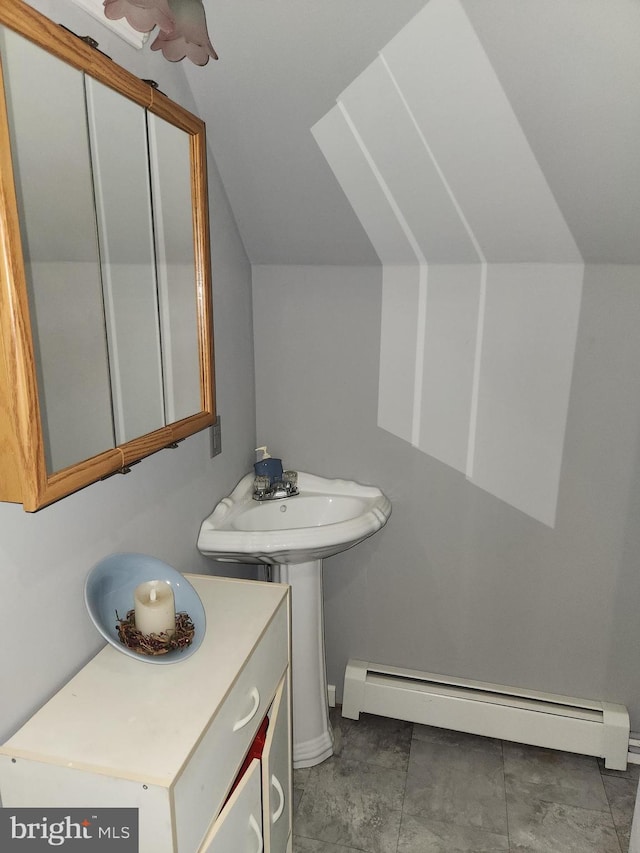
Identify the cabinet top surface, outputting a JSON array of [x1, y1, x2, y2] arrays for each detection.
[[1, 575, 288, 785]]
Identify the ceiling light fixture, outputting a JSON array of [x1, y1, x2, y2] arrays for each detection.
[[103, 0, 218, 65]]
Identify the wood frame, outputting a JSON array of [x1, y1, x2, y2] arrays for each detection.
[[0, 0, 215, 510]]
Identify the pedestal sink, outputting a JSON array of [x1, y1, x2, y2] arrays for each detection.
[[197, 471, 391, 768]]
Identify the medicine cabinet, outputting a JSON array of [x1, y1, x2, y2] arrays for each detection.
[[0, 1, 215, 510]]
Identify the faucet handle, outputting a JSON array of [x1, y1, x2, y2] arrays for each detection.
[[284, 471, 298, 494], [254, 475, 270, 495]]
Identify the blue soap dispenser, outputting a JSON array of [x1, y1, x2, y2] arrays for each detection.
[[254, 446, 283, 485]]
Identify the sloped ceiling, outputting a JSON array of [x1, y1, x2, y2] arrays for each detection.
[[184, 0, 640, 265]]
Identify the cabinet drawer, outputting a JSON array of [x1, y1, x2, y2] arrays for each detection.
[[198, 759, 262, 853], [262, 675, 292, 853], [174, 601, 288, 852]]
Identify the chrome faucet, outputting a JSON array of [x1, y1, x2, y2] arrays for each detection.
[[253, 471, 299, 501]]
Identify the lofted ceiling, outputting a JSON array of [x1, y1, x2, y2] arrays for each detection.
[[184, 0, 640, 266]]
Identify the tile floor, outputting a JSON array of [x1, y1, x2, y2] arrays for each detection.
[[292, 709, 639, 853]]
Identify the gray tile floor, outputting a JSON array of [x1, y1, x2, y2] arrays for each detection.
[[292, 709, 639, 853]]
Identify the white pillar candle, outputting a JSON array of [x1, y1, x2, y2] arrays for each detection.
[[134, 580, 176, 637]]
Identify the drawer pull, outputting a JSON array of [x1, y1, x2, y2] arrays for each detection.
[[249, 813, 263, 853], [271, 773, 285, 823], [233, 687, 260, 732]]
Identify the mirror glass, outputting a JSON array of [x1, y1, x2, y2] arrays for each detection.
[[0, 26, 115, 472], [0, 24, 205, 475], [85, 77, 165, 445], [147, 114, 201, 424]]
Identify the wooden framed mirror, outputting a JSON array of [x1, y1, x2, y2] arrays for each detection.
[[0, 0, 215, 510]]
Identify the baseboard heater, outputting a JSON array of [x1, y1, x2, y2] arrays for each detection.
[[342, 659, 630, 770]]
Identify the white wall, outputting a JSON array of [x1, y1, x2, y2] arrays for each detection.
[[0, 0, 258, 745], [312, 0, 586, 527], [252, 263, 640, 729]]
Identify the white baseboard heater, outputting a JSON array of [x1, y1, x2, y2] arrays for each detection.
[[342, 659, 630, 770]]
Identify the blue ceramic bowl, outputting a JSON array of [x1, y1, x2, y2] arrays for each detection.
[[84, 552, 206, 664]]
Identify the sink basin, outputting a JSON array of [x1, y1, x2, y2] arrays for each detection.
[[197, 469, 391, 769], [197, 471, 391, 564]]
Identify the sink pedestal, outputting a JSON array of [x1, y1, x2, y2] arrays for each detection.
[[274, 560, 334, 769]]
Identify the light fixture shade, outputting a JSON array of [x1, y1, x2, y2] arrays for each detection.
[[150, 0, 218, 65], [103, 0, 217, 65], [103, 0, 175, 34]]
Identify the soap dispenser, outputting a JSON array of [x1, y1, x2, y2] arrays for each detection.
[[254, 446, 283, 485]]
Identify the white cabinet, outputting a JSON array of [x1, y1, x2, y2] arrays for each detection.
[[0, 575, 292, 853]]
